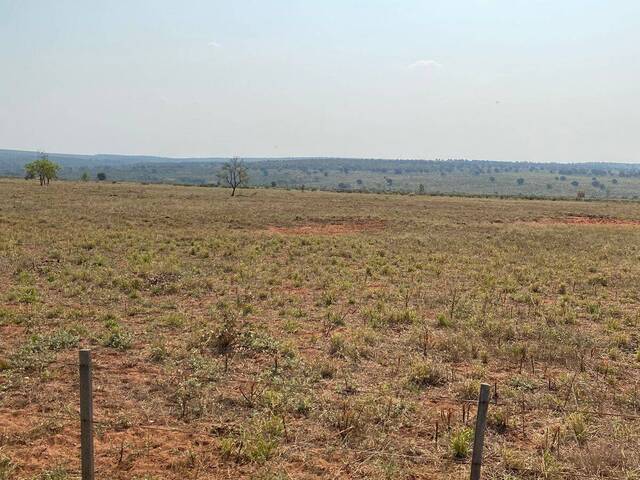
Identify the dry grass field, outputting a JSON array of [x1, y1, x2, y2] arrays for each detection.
[[1, 178, 640, 479]]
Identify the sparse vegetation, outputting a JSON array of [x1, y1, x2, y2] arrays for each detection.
[[2, 179, 640, 478]]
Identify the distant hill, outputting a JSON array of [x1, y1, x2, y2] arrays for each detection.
[[2, 148, 640, 199]]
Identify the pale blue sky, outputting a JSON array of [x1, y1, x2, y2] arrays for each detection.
[[1, 1, 638, 161]]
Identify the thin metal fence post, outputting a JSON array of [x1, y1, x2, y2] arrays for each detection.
[[79, 349, 95, 480], [470, 383, 490, 480]]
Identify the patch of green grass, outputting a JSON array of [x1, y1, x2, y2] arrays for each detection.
[[7, 286, 39, 304], [449, 427, 473, 459], [100, 317, 133, 350], [220, 414, 285, 463]]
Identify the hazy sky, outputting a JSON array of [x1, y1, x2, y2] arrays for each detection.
[[1, 1, 639, 161]]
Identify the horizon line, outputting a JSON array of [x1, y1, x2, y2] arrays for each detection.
[[1, 147, 637, 166]]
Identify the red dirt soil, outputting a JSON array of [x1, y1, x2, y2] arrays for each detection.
[[526, 215, 640, 226], [561, 215, 640, 225]]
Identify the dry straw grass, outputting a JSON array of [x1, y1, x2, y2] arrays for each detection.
[[1, 179, 640, 479]]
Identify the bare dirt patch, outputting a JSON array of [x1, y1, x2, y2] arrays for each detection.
[[518, 215, 640, 227], [264, 219, 385, 235], [561, 215, 640, 226]]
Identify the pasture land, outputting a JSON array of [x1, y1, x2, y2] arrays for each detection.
[[1, 179, 640, 479]]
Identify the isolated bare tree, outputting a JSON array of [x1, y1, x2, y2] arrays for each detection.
[[218, 157, 249, 196]]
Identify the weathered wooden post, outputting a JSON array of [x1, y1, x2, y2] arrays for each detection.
[[470, 383, 490, 480], [79, 349, 95, 480]]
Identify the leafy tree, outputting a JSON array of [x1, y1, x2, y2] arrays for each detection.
[[81, 172, 89, 181], [516, 178, 525, 186], [218, 157, 249, 196], [418, 183, 425, 194], [24, 153, 60, 186], [97, 172, 107, 181]]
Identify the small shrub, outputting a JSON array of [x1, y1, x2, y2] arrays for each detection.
[[331, 401, 365, 438], [320, 291, 335, 306], [509, 376, 535, 392], [408, 360, 448, 388], [317, 359, 336, 379], [500, 447, 529, 472], [173, 377, 204, 419], [488, 409, 509, 434], [240, 329, 281, 354], [9, 341, 53, 373], [329, 333, 348, 357], [220, 415, 284, 463], [43, 327, 83, 351], [289, 394, 312, 416], [0, 452, 15, 480], [436, 313, 452, 328], [0, 308, 15, 326], [455, 379, 480, 400], [159, 313, 186, 328], [450, 427, 473, 459], [386, 308, 418, 326], [245, 435, 280, 463], [436, 335, 473, 362], [219, 437, 236, 460], [149, 341, 169, 362], [326, 310, 346, 327], [102, 330, 133, 350], [101, 319, 133, 350], [202, 312, 239, 357], [566, 412, 588, 445], [7, 286, 39, 304]]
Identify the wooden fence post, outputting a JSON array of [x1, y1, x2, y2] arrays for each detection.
[[470, 383, 490, 480], [79, 349, 95, 480]]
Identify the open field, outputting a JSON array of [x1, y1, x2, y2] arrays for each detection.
[[2, 179, 640, 479]]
